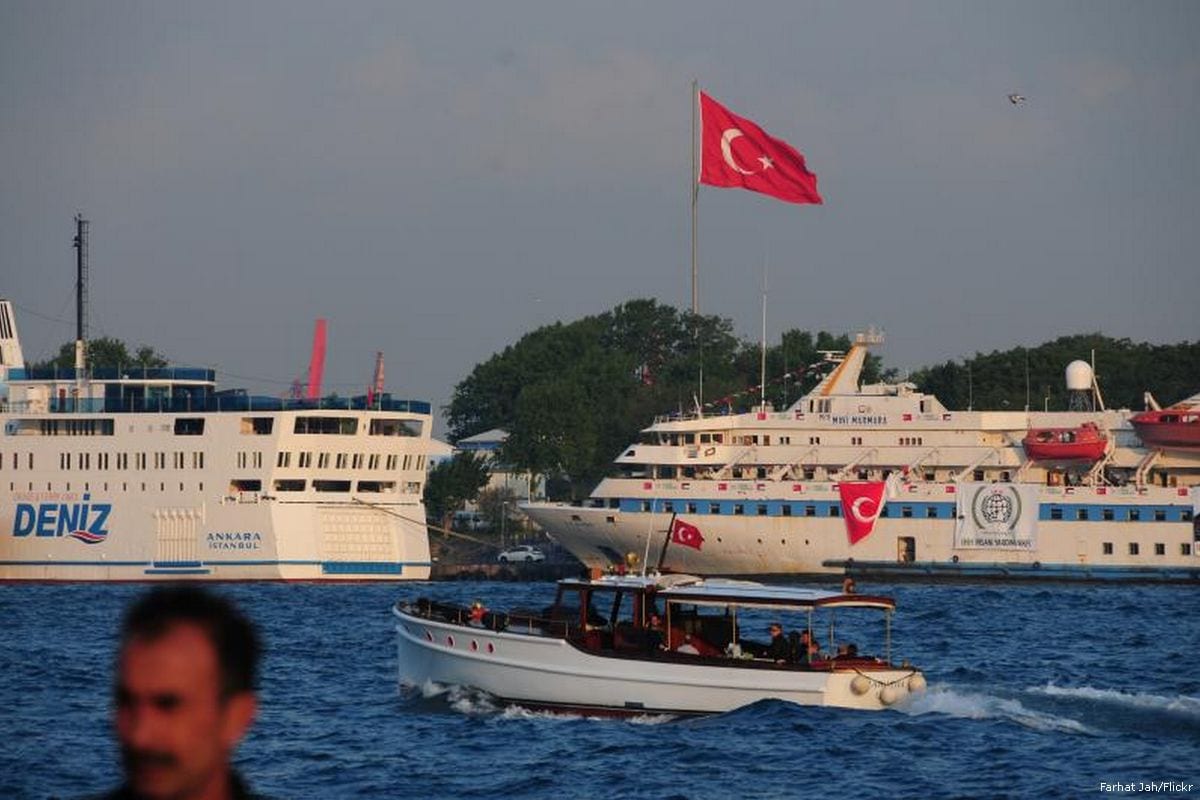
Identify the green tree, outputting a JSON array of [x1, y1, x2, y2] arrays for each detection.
[[34, 336, 167, 371], [423, 452, 490, 528]]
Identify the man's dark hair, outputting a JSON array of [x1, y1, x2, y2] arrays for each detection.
[[120, 585, 261, 698]]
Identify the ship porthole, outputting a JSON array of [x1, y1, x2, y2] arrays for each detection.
[[446, 635, 455, 647], [486, 643, 495, 654], [424, 630, 433, 642], [470, 640, 478, 651]]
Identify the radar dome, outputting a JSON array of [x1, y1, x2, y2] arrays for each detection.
[[1065, 360, 1093, 392]]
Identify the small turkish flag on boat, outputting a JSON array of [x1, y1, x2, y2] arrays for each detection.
[[670, 518, 705, 550]]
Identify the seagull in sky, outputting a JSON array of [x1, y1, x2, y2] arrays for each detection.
[[1008, 93, 1026, 105]]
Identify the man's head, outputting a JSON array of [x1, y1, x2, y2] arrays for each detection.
[[114, 586, 261, 800], [768, 623, 783, 638]]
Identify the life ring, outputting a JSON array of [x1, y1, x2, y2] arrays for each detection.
[[951, 555, 960, 563]]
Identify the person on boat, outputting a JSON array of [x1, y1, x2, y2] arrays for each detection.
[[468, 601, 487, 626], [99, 586, 263, 800], [765, 623, 790, 663], [842, 576, 857, 594], [644, 613, 665, 652], [675, 634, 700, 655]]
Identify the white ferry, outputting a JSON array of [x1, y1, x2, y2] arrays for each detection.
[[0, 297, 433, 581], [524, 331, 1200, 582]]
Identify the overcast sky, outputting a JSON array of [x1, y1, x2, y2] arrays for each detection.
[[2, 1, 1197, 431]]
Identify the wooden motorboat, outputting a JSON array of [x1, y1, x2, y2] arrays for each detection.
[[393, 573, 926, 715]]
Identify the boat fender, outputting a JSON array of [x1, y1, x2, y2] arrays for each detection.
[[879, 684, 901, 706], [850, 675, 871, 696], [951, 555, 959, 564], [908, 673, 927, 693]]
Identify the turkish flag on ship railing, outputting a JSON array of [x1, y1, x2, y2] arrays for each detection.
[[699, 91, 823, 205], [670, 518, 705, 550], [838, 481, 887, 545]]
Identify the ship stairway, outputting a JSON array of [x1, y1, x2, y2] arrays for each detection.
[[833, 448, 879, 482], [768, 446, 821, 482], [902, 448, 940, 481], [1085, 431, 1118, 486], [953, 448, 1001, 483], [716, 446, 757, 479], [1133, 448, 1163, 488]]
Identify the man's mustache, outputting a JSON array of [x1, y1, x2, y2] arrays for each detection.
[[122, 747, 179, 771]]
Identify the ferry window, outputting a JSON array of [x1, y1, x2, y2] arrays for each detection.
[[713, 434, 723, 444], [242, 417, 274, 435], [252, 452, 260, 469], [277, 452, 291, 468], [708, 503, 720, 514], [174, 452, 185, 469], [369, 418, 419, 437], [782, 505, 792, 517], [386, 455, 398, 470], [684, 434, 695, 444], [237, 452, 248, 469], [1154, 543, 1165, 556], [356, 480, 395, 493], [1128, 542, 1139, 555], [313, 480, 351, 492], [642, 501, 652, 512], [1183, 544, 1193, 556], [880, 506, 889, 518], [757, 467, 767, 479], [274, 479, 306, 492], [805, 505, 816, 517], [61, 453, 70, 470], [1184, 509, 1194, 522], [606, 516, 616, 524], [1076, 508, 1088, 521], [663, 501, 675, 513], [317, 453, 330, 469], [335, 453, 348, 469], [1102, 542, 1113, 555], [924, 471, 936, 482], [857, 470, 868, 480], [1154, 509, 1166, 522], [803, 469, 815, 480], [1128, 509, 1140, 522], [230, 479, 262, 493], [901, 506, 913, 518], [733, 504, 744, 516], [809, 437, 821, 445], [686, 503, 697, 513], [779, 436, 790, 445], [174, 418, 205, 436], [299, 452, 312, 468], [700, 434, 711, 444], [352, 454, 363, 469], [829, 505, 840, 518], [973, 470, 984, 481], [1050, 507, 1063, 520], [926, 506, 938, 519], [154, 452, 166, 469], [1102, 508, 1114, 521], [295, 417, 358, 435], [368, 454, 380, 470], [757, 504, 768, 516]]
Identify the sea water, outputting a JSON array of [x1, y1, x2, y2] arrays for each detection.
[[2, 581, 1197, 799]]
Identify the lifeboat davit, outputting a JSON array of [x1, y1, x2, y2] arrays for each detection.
[[1131, 394, 1200, 451], [1022, 422, 1108, 463]]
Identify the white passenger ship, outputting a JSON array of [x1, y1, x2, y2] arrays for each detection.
[[0, 299, 433, 581], [524, 331, 1200, 582]]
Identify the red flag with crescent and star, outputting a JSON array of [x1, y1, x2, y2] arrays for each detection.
[[670, 518, 705, 550], [699, 92, 823, 205], [838, 481, 887, 545]]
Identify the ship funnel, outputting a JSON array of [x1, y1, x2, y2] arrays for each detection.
[[0, 299, 26, 379]]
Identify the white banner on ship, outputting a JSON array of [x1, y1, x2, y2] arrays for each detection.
[[954, 483, 1039, 550]]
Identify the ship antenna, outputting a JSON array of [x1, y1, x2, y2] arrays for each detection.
[[73, 214, 89, 396]]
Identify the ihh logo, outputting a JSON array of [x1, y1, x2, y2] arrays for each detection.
[[13, 494, 112, 544]]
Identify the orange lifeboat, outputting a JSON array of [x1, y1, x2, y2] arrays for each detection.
[[1131, 393, 1200, 451], [1022, 422, 1107, 463]]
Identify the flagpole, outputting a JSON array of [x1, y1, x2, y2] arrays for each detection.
[[690, 78, 699, 315], [657, 512, 678, 572]]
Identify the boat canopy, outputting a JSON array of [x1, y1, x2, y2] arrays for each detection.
[[557, 573, 896, 611]]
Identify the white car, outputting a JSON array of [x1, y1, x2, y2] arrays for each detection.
[[497, 545, 546, 563]]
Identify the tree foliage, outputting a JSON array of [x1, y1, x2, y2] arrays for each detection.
[[909, 334, 1200, 412], [423, 452, 491, 526], [34, 337, 168, 371]]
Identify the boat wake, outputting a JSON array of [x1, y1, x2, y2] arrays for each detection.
[[899, 682, 1200, 737], [897, 685, 1098, 735], [399, 679, 675, 723]]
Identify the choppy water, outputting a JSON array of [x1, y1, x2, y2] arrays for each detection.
[[2, 580, 1198, 799]]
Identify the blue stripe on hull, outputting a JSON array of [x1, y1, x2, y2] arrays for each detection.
[[829, 559, 1200, 582]]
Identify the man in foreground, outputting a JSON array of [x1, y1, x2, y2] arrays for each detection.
[[100, 586, 263, 800]]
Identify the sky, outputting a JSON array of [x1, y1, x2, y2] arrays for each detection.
[[2, 1, 1198, 433]]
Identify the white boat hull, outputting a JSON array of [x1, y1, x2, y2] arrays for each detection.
[[394, 608, 922, 714]]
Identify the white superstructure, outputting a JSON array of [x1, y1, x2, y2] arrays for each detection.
[[524, 332, 1200, 581], [0, 299, 433, 581]]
